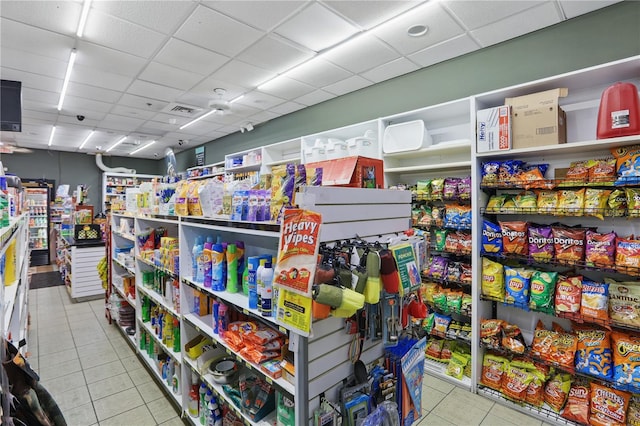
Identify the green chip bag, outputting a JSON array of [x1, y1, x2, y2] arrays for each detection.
[[434, 229, 448, 251], [529, 270, 558, 312], [446, 352, 468, 380]]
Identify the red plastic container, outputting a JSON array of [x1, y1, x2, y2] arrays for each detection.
[[597, 82, 640, 139]]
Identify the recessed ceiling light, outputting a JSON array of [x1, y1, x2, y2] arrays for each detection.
[[407, 24, 428, 37]]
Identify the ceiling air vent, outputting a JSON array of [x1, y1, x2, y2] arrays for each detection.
[[162, 102, 203, 117]]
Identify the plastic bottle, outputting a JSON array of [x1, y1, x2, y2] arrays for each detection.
[[173, 318, 180, 352], [212, 300, 219, 334], [236, 241, 245, 286], [247, 256, 260, 309], [218, 303, 228, 333], [211, 243, 225, 291], [204, 390, 213, 423], [199, 383, 208, 424], [226, 244, 238, 293], [188, 386, 199, 417], [256, 258, 267, 312], [202, 239, 213, 288], [220, 242, 228, 288], [242, 264, 249, 295], [261, 259, 274, 317], [192, 236, 204, 280], [194, 242, 204, 284]]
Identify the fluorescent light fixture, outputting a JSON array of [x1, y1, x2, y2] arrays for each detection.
[[179, 110, 217, 130], [230, 94, 245, 104], [76, 0, 92, 37], [106, 136, 127, 152], [78, 130, 94, 150], [48, 126, 56, 146], [57, 49, 77, 111], [130, 140, 155, 156]]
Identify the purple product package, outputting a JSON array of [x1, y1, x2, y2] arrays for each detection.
[[528, 225, 554, 261], [428, 256, 448, 279]]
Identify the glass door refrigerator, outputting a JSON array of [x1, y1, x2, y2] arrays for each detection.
[[25, 186, 50, 266]]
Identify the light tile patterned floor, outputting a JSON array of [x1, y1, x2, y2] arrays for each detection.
[[26, 266, 548, 426]]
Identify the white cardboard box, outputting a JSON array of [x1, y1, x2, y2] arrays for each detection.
[[477, 106, 511, 153]]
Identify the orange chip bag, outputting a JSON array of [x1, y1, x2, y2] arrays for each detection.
[[590, 411, 626, 426], [590, 382, 631, 425], [611, 331, 640, 394], [561, 382, 590, 424], [615, 235, 640, 273], [547, 332, 578, 369], [588, 158, 617, 184], [524, 368, 546, 407], [481, 354, 507, 391], [500, 221, 528, 255], [554, 275, 582, 313], [564, 161, 589, 185], [501, 365, 534, 402], [552, 226, 586, 265], [544, 372, 572, 412], [531, 320, 555, 358]]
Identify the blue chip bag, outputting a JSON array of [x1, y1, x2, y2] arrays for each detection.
[[481, 161, 501, 186], [504, 266, 533, 307], [481, 220, 503, 254], [574, 327, 613, 380], [499, 160, 526, 184]]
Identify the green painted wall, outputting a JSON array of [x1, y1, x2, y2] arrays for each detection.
[[1, 149, 160, 212], [176, 1, 640, 171]]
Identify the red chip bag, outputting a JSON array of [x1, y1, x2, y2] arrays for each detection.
[[590, 382, 630, 425], [500, 221, 528, 255], [554, 275, 582, 314], [615, 235, 640, 273], [562, 382, 590, 424], [501, 365, 534, 402], [552, 226, 586, 264]]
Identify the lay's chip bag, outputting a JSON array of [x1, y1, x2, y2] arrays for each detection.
[[504, 266, 533, 307], [482, 257, 504, 300], [529, 270, 558, 313]]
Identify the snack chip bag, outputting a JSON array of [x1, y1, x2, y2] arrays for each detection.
[[536, 190, 558, 214], [431, 178, 444, 200], [502, 323, 526, 354], [502, 365, 534, 402], [531, 320, 555, 358], [481, 161, 501, 187], [612, 144, 640, 186], [585, 230, 616, 268], [513, 191, 537, 211], [544, 372, 572, 412], [486, 194, 507, 213], [434, 229, 448, 251], [525, 368, 547, 407], [615, 235, 640, 272], [554, 275, 582, 313], [457, 176, 471, 200], [581, 280, 609, 320], [588, 157, 617, 185], [552, 226, 586, 265], [584, 188, 611, 220], [481, 220, 502, 254], [606, 278, 640, 328], [607, 188, 627, 217], [628, 398, 640, 426], [500, 221, 529, 255], [498, 160, 526, 185], [574, 326, 613, 380], [561, 382, 591, 425], [528, 225, 554, 261], [547, 330, 578, 369], [432, 313, 452, 335], [428, 256, 448, 280], [443, 177, 459, 199], [590, 382, 631, 425], [626, 188, 640, 218], [480, 318, 504, 348], [557, 188, 585, 216], [481, 354, 507, 391], [504, 266, 533, 307], [426, 338, 444, 360], [416, 179, 431, 199], [481, 258, 505, 300], [564, 160, 589, 186], [529, 271, 558, 312], [611, 331, 640, 394], [445, 352, 468, 380], [501, 195, 518, 213]]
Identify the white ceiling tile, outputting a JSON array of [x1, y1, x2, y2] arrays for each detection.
[[408, 34, 479, 68], [237, 35, 313, 73], [442, 1, 545, 30], [235, 91, 286, 111], [323, 34, 400, 74], [21, 110, 58, 123], [258, 76, 315, 99], [149, 112, 191, 126], [0, 18, 75, 60], [269, 101, 305, 115], [361, 57, 420, 83], [57, 115, 103, 127], [0, 47, 68, 79], [0, 67, 61, 93], [91, 0, 195, 34], [211, 60, 275, 88], [199, 111, 242, 127], [83, 9, 166, 58], [127, 80, 184, 103], [275, 3, 359, 52], [471, 2, 563, 47], [154, 38, 229, 76], [322, 1, 422, 29], [204, 1, 306, 31], [75, 41, 147, 77], [0, 0, 80, 35], [20, 99, 56, 114], [139, 62, 203, 91], [21, 88, 59, 105], [72, 64, 134, 92], [175, 5, 264, 57], [372, 2, 465, 55], [135, 124, 171, 135], [188, 78, 248, 104], [249, 110, 281, 124], [286, 58, 352, 87], [62, 95, 113, 114], [110, 105, 158, 121], [118, 94, 168, 114], [99, 114, 146, 132], [559, 0, 622, 18], [295, 90, 334, 106], [66, 82, 123, 104], [177, 120, 223, 134], [323, 75, 372, 96]]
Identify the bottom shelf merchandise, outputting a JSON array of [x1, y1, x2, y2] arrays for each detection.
[[138, 328, 182, 405]]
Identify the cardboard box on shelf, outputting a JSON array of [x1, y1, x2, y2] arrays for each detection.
[[476, 105, 511, 153], [506, 88, 568, 149], [305, 156, 384, 188]]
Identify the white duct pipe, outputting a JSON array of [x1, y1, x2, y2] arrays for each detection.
[[95, 153, 136, 174]]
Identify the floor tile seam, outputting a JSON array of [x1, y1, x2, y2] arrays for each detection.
[[91, 386, 147, 423]]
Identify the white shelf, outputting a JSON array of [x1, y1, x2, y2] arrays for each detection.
[[137, 256, 178, 278], [3, 280, 20, 334], [385, 160, 472, 173], [113, 230, 135, 241], [135, 215, 179, 225], [137, 346, 182, 406], [112, 257, 136, 275], [383, 139, 471, 159], [112, 283, 136, 308], [187, 172, 225, 180], [424, 358, 472, 391], [139, 320, 182, 364], [180, 217, 280, 238], [183, 312, 295, 396], [264, 157, 300, 167], [225, 162, 262, 173], [137, 284, 179, 318]]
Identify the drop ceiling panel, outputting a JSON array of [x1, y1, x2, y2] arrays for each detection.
[[71, 64, 134, 92], [127, 80, 184, 103], [21, 110, 59, 123], [174, 5, 264, 57], [189, 78, 248, 102], [361, 57, 420, 83], [154, 38, 230, 76], [57, 114, 102, 127], [559, 0, 621, 18], [118, 94, 168, 113], [0, 48, 68, 79], [409, 34, 479, 68], [323, 75, 372, 96], [286, 58, 352, 87], [322, 1, 421, 30], [91, 0, 195, 34], [75, 40, 147, 77], [295, 89, 334, 106], [470, 2, 563, 47], [275, 3, 359, 52], [83, 9, 166, 58], [235, 92, 287, 111], [322, 34, 400, 74], [149, 113, 191, 127], [21, 88, 59, 105], [138, 62, 203, 91], [99, 114, 146, 131], [373, 2, 465, 55], [0, 0, 80, 35], [63, 95, 114, 114], [0, 68, 61, 93], [442, 1, 545, 30], [203, 1, 305, 31], [65, 82, 123, 104], [237, 35, 313, 73], [211, 60, 276, 89], [138, 121, 179, 133], [0, 18, 75, 60], [21, 99, 60, 115], [174, 121, 222, 134], [110, 105, 158, 121], [258, 76, 315, 99]]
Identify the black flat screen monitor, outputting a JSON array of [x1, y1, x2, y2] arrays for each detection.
[[0, 79, 22, 132]]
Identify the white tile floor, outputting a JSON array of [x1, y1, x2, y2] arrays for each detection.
[[26, 271, 552, 426]]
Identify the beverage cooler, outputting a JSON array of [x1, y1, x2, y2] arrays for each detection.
[[25, 186, 50, 266]]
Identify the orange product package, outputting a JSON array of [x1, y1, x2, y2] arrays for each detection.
[[561, 382, 590, 425], [611, 331, 640, 394], [552, 226, 586, 264], [524, 369, 546, 407], [499, 221, 529, 255], [580, 280, 609, 321], [501, 365, 534, 402], [544, 372, 572, 412], [590, 382, 631, 425], [531, 320, 555, 359], [244, 327, 283, 346], [481, 354, 508, 391], [480, 318, 505, 348], [588, 158, 617, 184], [615, 235, 640, 273], [547, 332, 578, 370], [554, 275, 582, 314], [564, 161, 589, 186]]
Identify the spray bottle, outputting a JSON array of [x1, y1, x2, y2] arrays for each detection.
[[261, 258, 274, 317], [226, 244, 238, 293], [256, 258, 267, 312]]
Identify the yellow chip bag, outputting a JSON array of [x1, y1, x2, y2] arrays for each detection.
[[536, 190, 558, 215], [482, 257, 504, 300], [557, 188, 585, 216], [584, 188, 611, 220]]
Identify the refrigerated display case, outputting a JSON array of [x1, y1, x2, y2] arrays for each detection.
[[25, 186, 50, 266]]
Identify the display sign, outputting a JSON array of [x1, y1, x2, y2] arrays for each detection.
[[195, 146, 205, 166], [390, 243, 421, 294]]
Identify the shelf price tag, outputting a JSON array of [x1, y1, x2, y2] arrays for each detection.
[[265, 376, 273, 385], [279, 326, 287, 333], [242, 308, 249, 315]]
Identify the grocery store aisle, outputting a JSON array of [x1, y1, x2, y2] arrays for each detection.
[[27, 282, 185, 426]]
